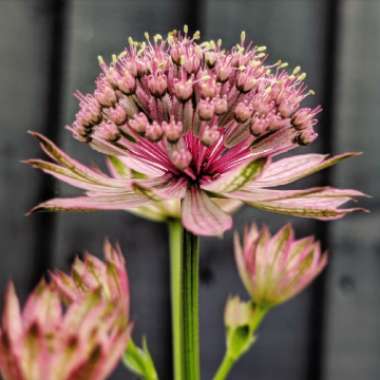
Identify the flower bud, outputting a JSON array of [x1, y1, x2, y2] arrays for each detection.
[[297, 128, 318, 145], [93, 122, 120, 142], [171, 147, 192, 170], [163, 120, 183, 143], [94, 78, 117, 107], [198, 77, 219, 98], [129, 112, 148, 135], [117, 70, 136, 94], [234, 102, 252, 123], [148, 73, 168, 97], [145, 121, 164, 142], [236, 72, 257, 93], [174, 79, 193, 102], [107, 103, 128, 125], [198, 99, 215, 121], [201, 126, 221, 146], [214, 96, 228, 115]]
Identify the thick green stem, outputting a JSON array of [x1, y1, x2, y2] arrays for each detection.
[[183, 229, 200, 380], [169, 220, 184, 380], [213, 306, 269, 380]]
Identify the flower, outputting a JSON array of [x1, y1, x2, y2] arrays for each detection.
[[0, 281, 130, 380], [234, 224, 327, 306], [50, 240, 130, 315], [26, 28, 365, 236]]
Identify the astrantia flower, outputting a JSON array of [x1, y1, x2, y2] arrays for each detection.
[[234, 224, 327, 306], [27, 28, 365, 236], [51, 240, 130, 314], [0, 282, 130, 380]]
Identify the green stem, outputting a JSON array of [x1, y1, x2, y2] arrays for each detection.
[[183, 229, 200, 380], [213, 306, 269, 380], [169, 220, 184, 380]]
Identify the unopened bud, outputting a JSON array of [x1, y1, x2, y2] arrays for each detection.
[[174, 80, 193, 102], [94, 78, 117, 107], [234, 102, 252, 123], [201, 126, 221, 146], [198, 99, 215, 121], [117, 71, 136, 94], [163, 120, 183, 143], [93, 122, 120, 142], [107, 104, 127, 125], [171, 148, 192, 170], [129, 112, 148, 134], [236, 72, 257, 93], [148, 73, 168, 97], [297, 128, 318, 145], [145, 122, 164, 142], [214, 96, 228, 115], [198, 77, 219, 98]]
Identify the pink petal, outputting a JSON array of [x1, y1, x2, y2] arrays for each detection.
[[246, 152, 360, 188], [201, 158, 267, 193], [250, 127, 298, 157], [182, 188, 232, 236], [29, 192, 150, 213], [229, 187, 368, 220], [1, 283, 22, 343]]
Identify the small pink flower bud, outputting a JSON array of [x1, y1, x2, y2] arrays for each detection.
[[198, 99, 215, 121], [117, 71, 136, 94], [171, 147, 192, 170], [129, 112, 149, 134], [163, 120, 183, 143], [205, 51, 217, 67], [93, 122, 120, 142], [250, 117, 268, 136], [214, 96, 228, 115], [201, 126, 221, 146], [183, 54, 201, 74], [267, 115, 291, 132], [107, 104, 127, 125], [198, 77, 219, 98], [292, 108, 314, 130], [174, 79, 193, 102], [148, 73, 168, 97], [94, 78, 117, 107], [234, 102, 252, 123], [278, 99, 299, 117], [297, 128, 318, 145], [216, 63, 233, 83], [145, 121, 164, 142], [236, 72, 257, 93]]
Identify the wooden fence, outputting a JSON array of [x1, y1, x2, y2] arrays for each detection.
[[0, 1, 378, 379]]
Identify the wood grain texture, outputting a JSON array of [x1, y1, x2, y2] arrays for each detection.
[[0, 1, 59, 300], [201, 1, 329, 379], [322, 2, 380, 379]]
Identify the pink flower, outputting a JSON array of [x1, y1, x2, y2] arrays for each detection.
[[26, 29, 366, 236], [234, 224, 327, 306], [0, 281, 130, 380], [51, 240, 130, 315]]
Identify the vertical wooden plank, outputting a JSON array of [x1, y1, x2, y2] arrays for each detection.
[[0, 1, 58, 299], [323, 2, 380, 379], [202, 1, 329, 379], [49, 1, 186, 378]]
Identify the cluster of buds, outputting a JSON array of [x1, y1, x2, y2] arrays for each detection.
[[234, 224, 327, 306], [0, 242, 131, 380], [68, 28, 320, 176]]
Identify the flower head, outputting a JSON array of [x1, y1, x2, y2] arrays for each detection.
[[0, 281, 130, 380], [27, 28, 366, 236], [51, 240, 130, 315], [234, 224, 327, 306]]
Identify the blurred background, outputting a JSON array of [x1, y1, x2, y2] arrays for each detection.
[[0, 0, 379, 379]]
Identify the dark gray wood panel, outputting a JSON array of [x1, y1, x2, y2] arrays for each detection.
[[323, 2, 380, 380], [201, 1, 328, 379], [49, 1, 187, 378], [0, 1, 57, 299]]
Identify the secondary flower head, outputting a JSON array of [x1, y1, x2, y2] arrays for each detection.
[[234, 224, 327, 306], [51, 240, 130, 315], [27, 27, 365, 236], [0, 281, 130, 380]]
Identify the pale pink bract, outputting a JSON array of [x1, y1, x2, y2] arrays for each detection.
[[26, 29, 366, 236]]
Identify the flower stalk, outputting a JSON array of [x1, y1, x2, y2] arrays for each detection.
[[169, 219, 185, 380], [183, 229, 201, 380]]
